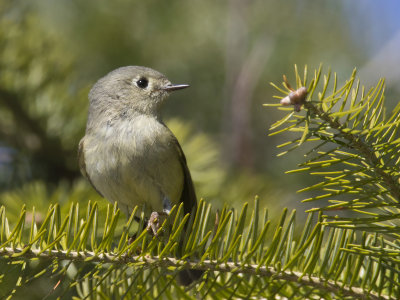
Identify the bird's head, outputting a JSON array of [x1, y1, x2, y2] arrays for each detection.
[[88, 66, 189, 117]]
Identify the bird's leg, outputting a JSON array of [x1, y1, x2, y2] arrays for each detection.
[[146, 211, 167, 236], [146, 196, 172, 236]]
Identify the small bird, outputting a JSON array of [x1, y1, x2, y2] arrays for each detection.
[[78, 65, 197, 234], [79, 66, 201, 285]]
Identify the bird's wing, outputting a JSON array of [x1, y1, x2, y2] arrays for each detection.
[[171, 135, 203, 285], [171, 136, 197, 215], [78, 138, 104, 197]]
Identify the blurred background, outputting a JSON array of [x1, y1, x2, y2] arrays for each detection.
[[1, 0, 400, 298], [1, 0, 400, 221]]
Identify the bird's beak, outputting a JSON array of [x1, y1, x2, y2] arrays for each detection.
[[162, 84, 190, 92]]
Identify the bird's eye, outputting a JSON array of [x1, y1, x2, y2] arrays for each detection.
[[136, 77, 149, 89]]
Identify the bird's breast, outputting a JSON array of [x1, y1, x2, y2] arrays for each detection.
[[84, 115, 184, 214]]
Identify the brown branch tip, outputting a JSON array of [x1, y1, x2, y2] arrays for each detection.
[[280, 75, 307, 112]]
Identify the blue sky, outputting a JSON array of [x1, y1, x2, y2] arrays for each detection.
[[343, 0, 400, 55]]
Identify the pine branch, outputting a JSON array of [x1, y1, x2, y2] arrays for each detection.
[[1, 200, 399, 298], [267, 65, 400, 234], [303, 100, 400, 201], [0, 247, 388, 300]]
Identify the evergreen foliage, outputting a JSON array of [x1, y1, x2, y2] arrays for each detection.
[[0, 66, 399, 299]]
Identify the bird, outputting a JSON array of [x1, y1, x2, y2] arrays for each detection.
[[78, 66, 201, 284]]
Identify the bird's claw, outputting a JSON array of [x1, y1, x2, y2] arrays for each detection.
[[147, 212, 160, 236], [146, 211, 168, 236]]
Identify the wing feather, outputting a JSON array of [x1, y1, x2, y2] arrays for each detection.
[[170, 135, 197, 215]]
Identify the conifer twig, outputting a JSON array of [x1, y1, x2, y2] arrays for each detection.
[[0, 247, 387, 300]]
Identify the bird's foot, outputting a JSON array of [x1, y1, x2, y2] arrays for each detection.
[[146, 211, 168, 236]]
